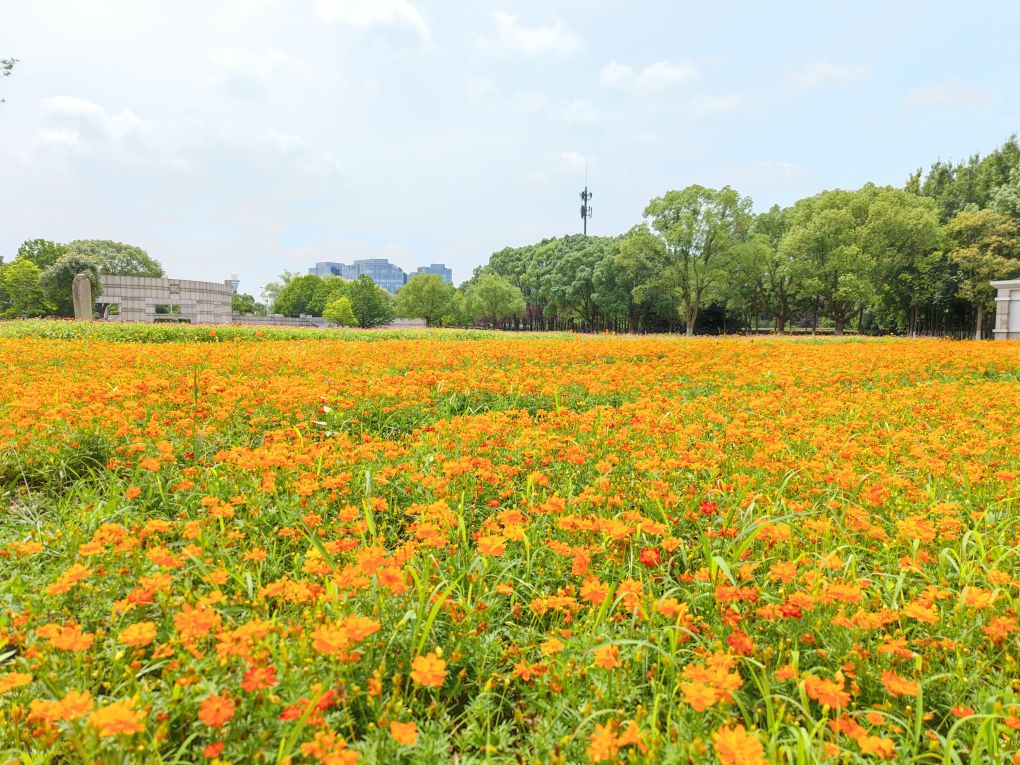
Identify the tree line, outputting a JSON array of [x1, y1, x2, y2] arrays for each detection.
[[0, 240, 165, 319], [263, 135, 1020, 337]]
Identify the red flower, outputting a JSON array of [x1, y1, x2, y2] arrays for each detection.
[[639, 547, 661, 568], [203, 742, 225, 758], [699, 500, 718, 515], [241, 665, 278, 692]]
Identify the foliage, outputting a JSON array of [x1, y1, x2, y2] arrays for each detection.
[[66, 240, 165, 277], [944, 208, 1020, 336], [261, 270, 301, 310], [323, 296, 357, 327], [40, 254, 103, 317], [641, 185, 753, 335], [394, 274, 456, 327], [0, 258, 49, 317], [231, 293, 263, 316], [464, 271, 526, 327], [16, 239, 69, 270], [345, 274, 395, 328], [1, 335, 1020, 763], [272, 274, 323, 317]]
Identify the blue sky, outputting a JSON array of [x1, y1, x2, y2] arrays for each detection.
[[2, 0, 1018, 297]]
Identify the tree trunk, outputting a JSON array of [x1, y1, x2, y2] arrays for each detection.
[[776, 312, 787, 334], [834, 316, 846, 336], [975, 303, 984, 340]]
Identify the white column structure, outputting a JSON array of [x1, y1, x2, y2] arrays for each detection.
[[992, 279, 1020, 340]]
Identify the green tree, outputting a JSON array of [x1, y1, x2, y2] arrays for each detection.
[[1, 259, 49, 317], [464, 271, 526, 328], [0, 58, 15, 104], [40, 254, 102, 317], [307, 277, 349, 317], [394, 274, 456, 327], [16, 239, 68, 270], [641, 185, 752, 335], [232, 293, 258, 315], [262, 270, 301, 310], [323, 296, 357, 327], [67, 240, 165, 277], [945, 208, 1020, 338], [346, 275, 395, 328], [273, 274, 323, 317]]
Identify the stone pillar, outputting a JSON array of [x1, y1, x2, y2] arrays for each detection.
[[72, 273, 93, 321]]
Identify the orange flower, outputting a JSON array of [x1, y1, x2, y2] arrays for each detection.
[[593, 645, 621, 670], [580, 576, 610, 606], [0, 672, 32, 695], [88, 699, 145, 737], [476, 535, 506, 557], [804, 673, 851, 708], [410, 652, 447, 687], [389, 720, 418, 746], [55, 689, 94, 720], [587, 721, 620, 763], [712, 724, 766, 765], [858, 735, 896, 759], [42, 623, 95, 652], [881, 670, 918, 698], [119, 621, 157, 647], [198, 693, 235, 728]]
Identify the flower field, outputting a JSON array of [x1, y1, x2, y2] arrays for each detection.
[[1, 328, 1019, 764]]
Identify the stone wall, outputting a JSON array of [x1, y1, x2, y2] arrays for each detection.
[[992, 279, 1020, 340], [231, 315, 428, 329], [98, 275, 233, 324]]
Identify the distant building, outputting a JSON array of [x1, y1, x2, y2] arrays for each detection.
[[414, 264, 453, 284], [308, 259, 453, 293]]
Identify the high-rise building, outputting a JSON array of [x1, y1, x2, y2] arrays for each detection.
[[308, 259, 453, 293], [414, 264, 453, 284]]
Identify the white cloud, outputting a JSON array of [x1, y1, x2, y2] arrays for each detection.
[[559, 151, 590, 172], [256, 128, 343, 179], [790, 60, 869, 89], [904, 78, 997, 109], [691, 93, 741, 117], [212, 48, 310, 80], [41, 96, 147, 140], [315, 0, 431, 47], [478, 11, 581, 58], [599, 59, 700, 92], [559, 99, 599, 123]]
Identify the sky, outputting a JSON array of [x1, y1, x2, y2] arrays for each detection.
[[2, 1, 1019, 297]]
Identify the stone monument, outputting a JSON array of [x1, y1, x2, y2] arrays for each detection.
[[72, 273, 93, 321], [992, 279, 1020, 340]]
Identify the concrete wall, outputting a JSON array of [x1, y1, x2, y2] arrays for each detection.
[[231, 315, 428, 329], [992, 279, 1020, 340], [98, 275, 233, 324]]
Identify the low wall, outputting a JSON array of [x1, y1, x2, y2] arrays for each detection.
[[992, 279, 1020, 340], [98, 275, 233, 324], [231, 315, 427, 329]]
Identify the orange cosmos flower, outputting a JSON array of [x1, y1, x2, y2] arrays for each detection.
[[0, 672, 32, 695], [881, 670, 918, 698], [124, 486, 142, 500], [119, 621, 157, 647], [579, 576, 610, 606], [587, 721, 620, 763], [593, 645, 621, 670], [42, 623, 95, 652], [411, 652, 447, 687], [476, 535, 506, 557], [389, 720, 418, 746], [55, 689, 93, 720], [804, 673, 851, 709], [198, 693, 235, 728], [712, 724, 766, 765], [858, 735, 896, 759], [88, 699, 146, 737]]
